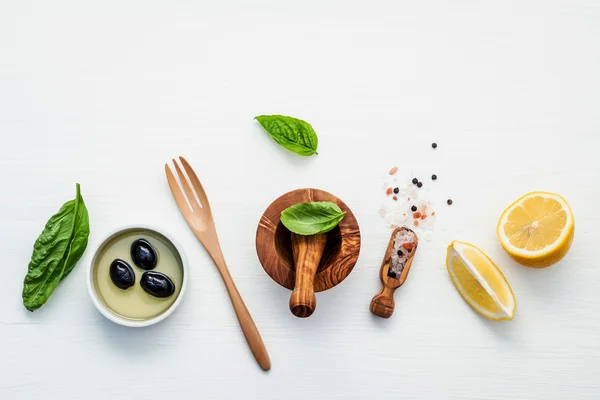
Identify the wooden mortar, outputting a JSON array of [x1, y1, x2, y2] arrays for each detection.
[[256, 188, 361, 318]]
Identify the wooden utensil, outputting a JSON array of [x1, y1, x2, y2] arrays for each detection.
[[370, 227, 418, 319], [165, 157, 271, 371], [256, 188, 361, 318], [289, 232, 327, 317]]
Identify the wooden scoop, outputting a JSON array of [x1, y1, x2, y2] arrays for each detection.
[[370, 227, 418, 319], [289, 233, 327, 318]]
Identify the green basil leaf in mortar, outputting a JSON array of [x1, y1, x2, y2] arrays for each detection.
[[280, 201, 346, 235], [255, 115, 319, 156], [22, 183, 90, 311]]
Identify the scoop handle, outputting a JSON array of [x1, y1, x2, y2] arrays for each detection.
[[370, 286, 396, 318], [289, 233, 327, 318]]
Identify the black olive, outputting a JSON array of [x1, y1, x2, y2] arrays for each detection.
[[109, 259, 135, 290], [130, 239, 158, 270], [140, 271, 175, 298]]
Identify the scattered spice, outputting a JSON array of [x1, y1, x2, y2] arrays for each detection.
[[432, 174, 437, 180], [432, 212, 436, 216], [414, 220, 419, 226], [421, 214, 427, 220], [389, 166, 398, 175], [432, 143, 438, 149], [412, 178, 418, 184], [417, 182, 423, 188], [380, 173, 437, 239], [393, 187, 399, 194], [413, 212, 422, 219]]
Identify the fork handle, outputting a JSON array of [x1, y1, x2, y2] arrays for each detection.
[[217, 264, 271, 371]]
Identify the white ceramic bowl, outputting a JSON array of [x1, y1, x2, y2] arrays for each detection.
[[87, 225, 188, 328]]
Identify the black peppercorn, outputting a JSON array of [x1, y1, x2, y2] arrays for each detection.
[[393, 187, 399, 194], [447, 199, 453, 205], [411, 205, 417, 212], [412, 178, 418, 184], [432, 174, 437, 180], [417, 182, 423, 188], [432, 142, 438, 149], [397, 250, 403, 257]]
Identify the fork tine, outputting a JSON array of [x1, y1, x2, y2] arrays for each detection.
[[172, 158, 201, 212], [179, 156, 211, 213], [165, 164, 193, 215]]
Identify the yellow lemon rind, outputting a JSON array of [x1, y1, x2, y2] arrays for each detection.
[[446, 241, 516, 321], [497, 192, 574, 268]]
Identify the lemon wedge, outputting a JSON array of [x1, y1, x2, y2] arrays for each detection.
[[446, 241, 516, 321], [497, 192, 574, 268]]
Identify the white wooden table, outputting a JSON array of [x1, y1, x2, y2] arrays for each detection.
[[1, 1, 599, 399]]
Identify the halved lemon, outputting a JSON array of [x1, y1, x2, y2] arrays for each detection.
[[497, 192, 574, 268], [446, 241, 516, 321]]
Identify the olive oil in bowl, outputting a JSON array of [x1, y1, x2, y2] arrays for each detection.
[[89, 227, 187, 326]]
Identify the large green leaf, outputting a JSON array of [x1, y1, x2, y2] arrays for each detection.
[[255, 115, 319, 156], [22, 184, 90, 311], [280, 201, 346, 235]]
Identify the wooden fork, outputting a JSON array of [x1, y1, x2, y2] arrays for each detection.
[[165, 156, 271, 371]]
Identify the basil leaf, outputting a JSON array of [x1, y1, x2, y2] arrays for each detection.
[[22, 184, 90, 311], [255, 115, 319, 156], [280, 201, 346, 235]]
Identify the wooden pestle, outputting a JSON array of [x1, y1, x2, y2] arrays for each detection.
[[289, 232, 328, 318]]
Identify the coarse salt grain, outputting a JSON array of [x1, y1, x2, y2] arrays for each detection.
[[379, 172, 437, 240], [389, 230, 417, 277]]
